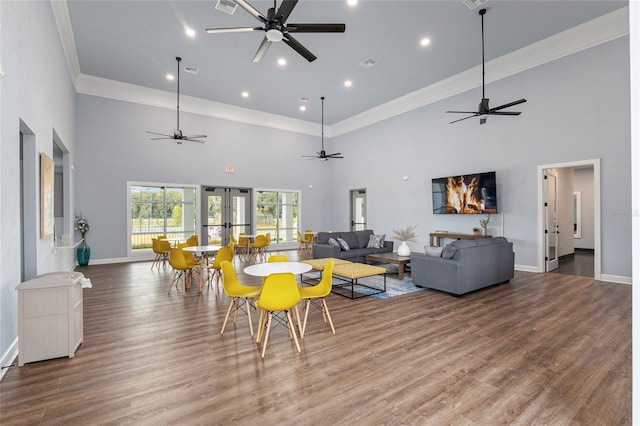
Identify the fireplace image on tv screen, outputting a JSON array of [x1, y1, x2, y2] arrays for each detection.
[[432, 171, 498, 214]]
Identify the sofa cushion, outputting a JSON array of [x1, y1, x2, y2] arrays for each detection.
[[339, 233, 359, 250], [328, 237, 340, 248], [367, 234, 386, 249], [424, 246, 443, 257], [336, 237, 351, 251], [354, 230, 374, 248], [476, 238, 494, 246], [491, 237, 508, 244]]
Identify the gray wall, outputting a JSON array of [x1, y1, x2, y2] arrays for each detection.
[[0, 1, 76, 370], [329, 37, 631, 278]]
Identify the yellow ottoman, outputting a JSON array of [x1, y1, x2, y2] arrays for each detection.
[[302, 258, 352, 271], [332, 263, 387, 299]]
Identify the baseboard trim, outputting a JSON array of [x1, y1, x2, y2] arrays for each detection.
[[515, 264, 542, 273], [600, 274, 632, 285], [0, 338, 19, 381]]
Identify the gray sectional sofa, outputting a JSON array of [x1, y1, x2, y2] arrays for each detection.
[[410, 237, 514, 295], [312, 230, 393, 263]]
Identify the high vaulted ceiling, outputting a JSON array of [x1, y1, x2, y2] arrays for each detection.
[[61, 0, 627, 128]]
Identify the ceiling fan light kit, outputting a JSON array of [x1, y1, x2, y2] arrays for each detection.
[[146, 57, 207, 144], [205, 0, 345, 63], [446, 8, 526, 125], [302, 96, 343, 161]]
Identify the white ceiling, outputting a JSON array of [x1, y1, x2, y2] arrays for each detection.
[[60, 0, 627, 129]]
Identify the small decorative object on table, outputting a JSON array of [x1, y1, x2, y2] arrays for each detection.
[[75, 214, 91, 266], [472, 227, 480, 236], [479, 214, 491, 236], [392, 224, 418, 256]]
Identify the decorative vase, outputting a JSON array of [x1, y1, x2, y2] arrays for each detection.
[[482, 227, 488, 236], [473, 230, 479, 236], [77, 241, 91, 266], [397, 241, 411, 256]]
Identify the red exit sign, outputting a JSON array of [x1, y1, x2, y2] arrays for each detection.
[[225, 166, 234, 173]]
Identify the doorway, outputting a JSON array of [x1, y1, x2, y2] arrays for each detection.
[[538, 159, 600, 279], [350, 189, 366, 231], [201, 187, 252, 245], [20, 123, 38, 282]]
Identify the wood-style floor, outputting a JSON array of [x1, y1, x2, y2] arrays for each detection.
[[0, 250, 631, 425]]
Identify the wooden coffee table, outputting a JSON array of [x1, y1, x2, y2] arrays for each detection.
[[366, 252, 412, 280]]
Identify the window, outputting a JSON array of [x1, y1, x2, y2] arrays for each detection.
[[256, 190, 299, 244], [129, 184, 197, 252]]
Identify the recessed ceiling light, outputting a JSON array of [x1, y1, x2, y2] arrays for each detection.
[[185, 27, 196, 38], [299, 105, 307, 112], [420, 37, 431, 47], [347, 0, 358, 6], [344, 80, 353, 88], [278, 58, 287, 66], [166, 74, 175, 81], [241, 91, 249, 98]]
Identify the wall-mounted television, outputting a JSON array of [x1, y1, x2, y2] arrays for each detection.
[[432, 171, 498, 214]]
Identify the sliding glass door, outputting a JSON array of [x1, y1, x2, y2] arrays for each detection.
[[201, 187, 252, 245]]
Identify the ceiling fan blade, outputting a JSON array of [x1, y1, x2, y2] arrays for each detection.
[[489, 98, 526, 112], [183, 137, 206, 144], [282, 33, 316, 62], [183, 134, 207, 139], [205, 27, 261, 34], [275, 0, 299, 23], [446, 110, 478, 114], [449, 114, 479, 124], [489, 111, 521, 116], [149, 137, 173, 140], [252, 37, 272, 62], [286, 23, 346, 33], [234, 0, 267, 23], [147, 131, 172, 137]]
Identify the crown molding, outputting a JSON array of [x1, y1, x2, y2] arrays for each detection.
[[75, 74, 321, 136], [55, 0, 628, 138], [330, 6, 629, 137], [50, 0, 81, 85]]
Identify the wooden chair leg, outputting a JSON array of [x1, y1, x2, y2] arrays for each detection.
[[221, 298, 236, 334], [245, 299, 254, 336], [261, 314, 273, 358], [286, 311, 301, 353], [322, 298, 336, 334]]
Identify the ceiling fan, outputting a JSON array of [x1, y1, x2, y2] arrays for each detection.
[[302, 97, 343, 161], [147, 57, 207, 144], [205, 0, 345, 63], [446, 8, 526, 125]]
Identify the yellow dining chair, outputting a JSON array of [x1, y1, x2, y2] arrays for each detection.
[[299, 260, 336, 338], [151, 238, 170, 270], [251, 234, 268, 262], [168, 248, 195, 293], [207, 245, 233, 294], [264, 232, 272, 255], [220, 261, 261, 336], [237, 233, 250, 261], [186, 235, 199, 247], [255, 272, 302, 358], [267, 254, 288, 263], [297, 231, 309, 253]]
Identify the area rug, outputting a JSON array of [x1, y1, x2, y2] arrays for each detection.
[[305, 265, 425, 300]]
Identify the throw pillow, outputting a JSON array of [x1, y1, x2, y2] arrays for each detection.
[[336, 237, 351, 251], [328, 237, 340, 248], [366, 234, 385, 249], [424, 246, 444, 257]]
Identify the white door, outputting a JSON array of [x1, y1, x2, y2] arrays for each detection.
[[545, 170, 559, 271], [201, 187, 252, 245]]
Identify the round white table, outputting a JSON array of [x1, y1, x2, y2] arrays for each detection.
[[182, 245, 222, 291], [243, 262, 312, 277]]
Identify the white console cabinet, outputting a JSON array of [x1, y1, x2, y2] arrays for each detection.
[[16, 271, 84, 366]]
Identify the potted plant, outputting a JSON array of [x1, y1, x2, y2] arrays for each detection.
[[75, 214, 91, 266], [472, 227, 480, 236], [392, 225, 418, 256]]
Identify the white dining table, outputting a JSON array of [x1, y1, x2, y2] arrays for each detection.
[[243, 262, 312, 277], [182, 245, 222, 291]]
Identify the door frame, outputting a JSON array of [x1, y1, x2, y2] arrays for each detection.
[[537, 159, 601, 279], [201, 186, 252, 245]]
